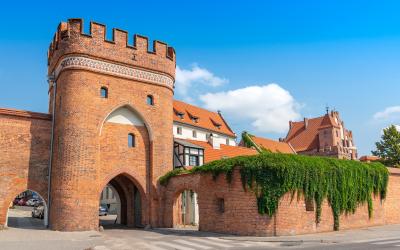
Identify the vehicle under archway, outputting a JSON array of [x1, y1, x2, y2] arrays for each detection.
[[99, 174, 144, 229], [7, 190, 47, 229]]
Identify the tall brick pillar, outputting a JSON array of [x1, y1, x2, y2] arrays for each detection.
[[47, 19, 175, 231]]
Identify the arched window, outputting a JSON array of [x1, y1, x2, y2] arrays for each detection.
[[146, 95, 154, 105], [128, 133, 135, 148], [100, 87, 108, 98]]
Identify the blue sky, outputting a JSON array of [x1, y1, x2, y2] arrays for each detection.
[[1, 1, 400, 155]]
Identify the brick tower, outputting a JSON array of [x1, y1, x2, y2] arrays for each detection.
[[47, 19, 175, 231]]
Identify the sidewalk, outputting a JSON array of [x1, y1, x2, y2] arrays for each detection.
[[218, 224, 400, 244]]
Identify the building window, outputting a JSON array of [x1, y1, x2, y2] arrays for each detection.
[[174, 141, 205, 168], [192, 130, 197, 138], [189, 155, 199, 166], [100, 87, 108, 98], [146, 95, 154, 105], [226, 138, 229, 145], [177, 127, 182, 135], [191, 117, 199, 123], [177, 113, 184, 119], [128, 133, 135, 148]]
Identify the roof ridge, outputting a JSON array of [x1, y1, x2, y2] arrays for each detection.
[[217, 111, 235, 136], [173, 99, 220, 115]]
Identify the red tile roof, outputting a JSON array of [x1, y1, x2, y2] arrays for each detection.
[[285, 114, 339, 152], [359, 155, 380, 162], [183, 139, 258, 163], [173, 100, 235, 137], [250, 135, 295, 154]]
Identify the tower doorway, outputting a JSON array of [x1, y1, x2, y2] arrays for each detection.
[[99, 174, 143, 229]]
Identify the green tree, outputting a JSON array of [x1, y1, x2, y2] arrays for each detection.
[[372, 125, 400, 167]]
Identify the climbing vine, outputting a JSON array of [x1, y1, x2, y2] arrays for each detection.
[[241, 131, 271, 153], [160, 153, 389, 231], [241, 131, 258, 149]]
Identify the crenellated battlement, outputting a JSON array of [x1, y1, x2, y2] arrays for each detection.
[[48, 19, 176, 85]]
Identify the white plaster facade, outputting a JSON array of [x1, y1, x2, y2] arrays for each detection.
[[173, 122, 236, 146]]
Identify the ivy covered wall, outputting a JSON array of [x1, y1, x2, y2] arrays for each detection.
[[160, 153, 389, 231]]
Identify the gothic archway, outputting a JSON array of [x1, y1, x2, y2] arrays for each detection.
[[6, 189, 48, 229], [99, 173, 146, 228]]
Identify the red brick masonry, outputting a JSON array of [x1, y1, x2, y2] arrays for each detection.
[[162, 168, 400, 236]]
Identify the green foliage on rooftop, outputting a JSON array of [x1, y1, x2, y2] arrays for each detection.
[[241, 131, 270, 153], [160, 153, 389, 231]]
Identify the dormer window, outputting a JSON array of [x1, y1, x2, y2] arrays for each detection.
[[187, 112, 199, 123], [211, 118, 222, 129], [174, 108, 185, 119], [178, 113, 184, 119]]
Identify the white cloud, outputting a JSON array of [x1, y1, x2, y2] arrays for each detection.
[[199, 84, 301, 134], [175, 65, 228, 96], [373, 106, 400, 120]]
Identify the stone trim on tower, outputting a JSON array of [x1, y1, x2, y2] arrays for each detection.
[[53, 56, 174, 90]]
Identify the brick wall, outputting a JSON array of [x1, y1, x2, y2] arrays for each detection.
[[0, 110, 51, 228], [163, 168, 400, 236], [47, 18, 175, 231]]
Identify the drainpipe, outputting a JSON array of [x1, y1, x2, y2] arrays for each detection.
[[46, 74, 57, 228]]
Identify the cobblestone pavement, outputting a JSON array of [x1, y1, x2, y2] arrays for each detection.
[[3, 207, 400, 250]]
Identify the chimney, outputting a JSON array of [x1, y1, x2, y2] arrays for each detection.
[[208, 133, 220, 149], [279, 138, 284, 142], [304, 118, 309, 129]]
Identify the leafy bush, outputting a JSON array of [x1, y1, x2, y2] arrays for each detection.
[[160, 153, 389, 230]]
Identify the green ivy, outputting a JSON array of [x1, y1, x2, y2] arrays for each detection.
[[241, 131, 257, 149], [159, 168, 189, 186], [160, 153, 389, 231], [241, 131, 272, 153]]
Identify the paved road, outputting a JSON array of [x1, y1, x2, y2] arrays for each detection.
[[7, 206, 45, 229], [4, 207, 400, 249]]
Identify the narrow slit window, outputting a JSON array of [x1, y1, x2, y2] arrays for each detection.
[[146, 95, 154, 105], [128, 133, 135, 148], [100, 87, 108, 98], [217, 198, 225, 213], [305, 199, 314, 211]]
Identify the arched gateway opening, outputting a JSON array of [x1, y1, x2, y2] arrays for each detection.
[[173, 189, 199, 230], [7, 190, 47, 229], [99, 174, 144, 229]]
